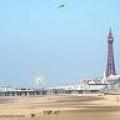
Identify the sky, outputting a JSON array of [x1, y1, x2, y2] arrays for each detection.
[[0, 0, 120, 88]]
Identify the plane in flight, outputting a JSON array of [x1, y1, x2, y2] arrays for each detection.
[[57, 4, 66, 9], [57, 0, 68, 9]]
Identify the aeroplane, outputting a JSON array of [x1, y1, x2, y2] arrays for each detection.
[[57, 0, 68, 9], [57, 4, 66, 9]]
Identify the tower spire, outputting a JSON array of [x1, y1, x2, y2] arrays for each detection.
[[106, 28, 116, 77], [108, 28, 114, 39]]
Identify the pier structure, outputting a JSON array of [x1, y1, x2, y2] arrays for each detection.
[[0, 90, 47, 96]]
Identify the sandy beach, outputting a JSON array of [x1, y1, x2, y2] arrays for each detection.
[[0, 94, 120, 120]]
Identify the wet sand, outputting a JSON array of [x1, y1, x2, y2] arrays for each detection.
[[0, 94, 120, 120]]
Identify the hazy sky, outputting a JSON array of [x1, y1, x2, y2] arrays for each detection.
[[0, 0, 120, 87]]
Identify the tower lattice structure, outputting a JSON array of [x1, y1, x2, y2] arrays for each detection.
[[106, 29, 116, 77]]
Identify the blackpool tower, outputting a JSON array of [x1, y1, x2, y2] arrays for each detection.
[[106, 29, 116, 77]]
